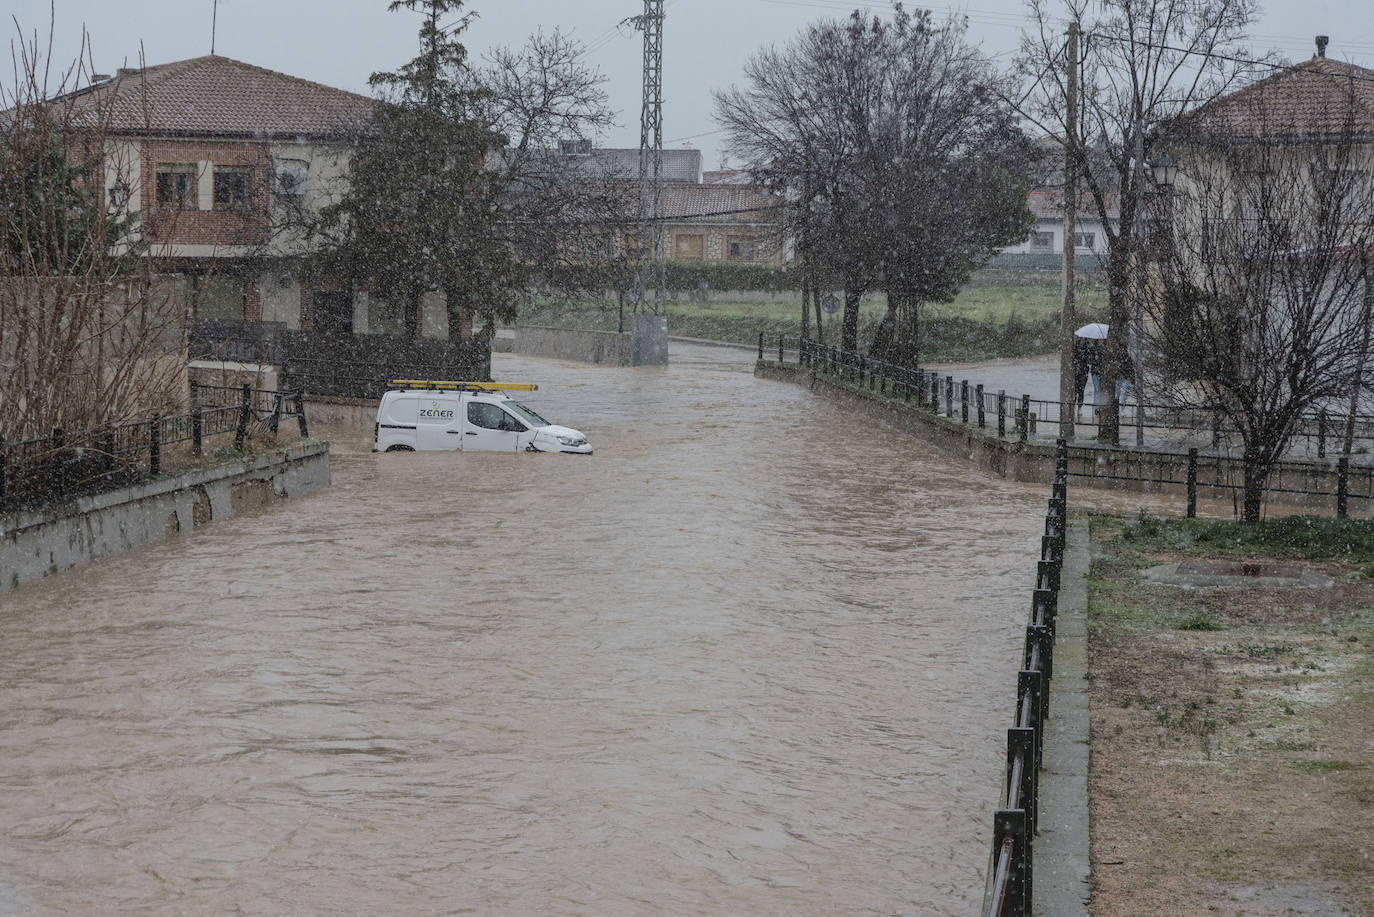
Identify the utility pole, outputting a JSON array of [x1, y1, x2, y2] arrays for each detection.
[[631, 0, 665, 317], [1059, 22, 1079, 441]]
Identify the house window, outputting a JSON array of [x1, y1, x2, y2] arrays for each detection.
[[675, 234, 704, 260], [195, 274, 245, 321], [272, 158, 308, 200], [1073, 231, 1096, 251], [213, 165, 254, 210], [1029, 230, 1054, 252], [726, 237, 756, 261], [155, 162, 197, 209]]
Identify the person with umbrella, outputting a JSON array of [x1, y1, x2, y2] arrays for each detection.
[[1075, 323, 1107, 415]]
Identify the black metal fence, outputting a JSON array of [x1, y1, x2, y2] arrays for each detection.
[[0, 384, 308, 513], [762, 335, 1374, 515], [983, 442, 1069, 917]]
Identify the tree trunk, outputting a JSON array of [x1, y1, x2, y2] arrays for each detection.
[[1100, 233, 1132, 442], [1241, 453, 1268, 524], [812, 284, 824, 347], [842, 287, 862, 353]]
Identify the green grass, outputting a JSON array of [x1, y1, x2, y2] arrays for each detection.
[[1119, 512, 1374, 563], [516, 283, 1109, 361]]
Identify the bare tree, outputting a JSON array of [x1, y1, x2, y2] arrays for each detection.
[[1015, 0, 1268, 439], [1149, 74, 1374, 522], [1, 25, 183, 441], [717, 6, 1034, 359]]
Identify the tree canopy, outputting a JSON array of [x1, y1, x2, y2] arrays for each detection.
[[716, 6, 1036, 359]]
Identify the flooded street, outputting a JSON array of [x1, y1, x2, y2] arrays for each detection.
[[1, 343, 1057, 915]]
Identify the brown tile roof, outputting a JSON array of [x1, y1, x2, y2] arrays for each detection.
[[1179, 57, 1374, 139], [62, 55, 375, 139], [659, 183, 779, 223]]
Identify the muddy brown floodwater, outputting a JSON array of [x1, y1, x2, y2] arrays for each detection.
[[2, 343, 1071, 915]]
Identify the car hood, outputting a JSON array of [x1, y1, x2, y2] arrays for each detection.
[[536, 425, 588, 441]]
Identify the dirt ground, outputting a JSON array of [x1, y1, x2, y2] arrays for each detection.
[[1086, 517, 1374, 916]]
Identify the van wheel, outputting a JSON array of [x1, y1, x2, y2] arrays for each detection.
[[384, 444, 415, 452]]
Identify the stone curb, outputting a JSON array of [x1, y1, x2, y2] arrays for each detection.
[[1034, 515, 1092, 915]]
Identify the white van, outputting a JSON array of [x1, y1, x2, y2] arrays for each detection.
[[373, 381, 592, 454]]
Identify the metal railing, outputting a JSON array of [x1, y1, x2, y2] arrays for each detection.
[[762, 335, 1374, 515], [1, 384, 308, 513], [983, 441, 1069, 917]]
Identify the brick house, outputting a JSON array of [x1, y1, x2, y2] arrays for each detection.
[[65, 55, 462, 341]]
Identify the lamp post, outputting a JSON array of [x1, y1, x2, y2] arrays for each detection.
[[1132, 150, 1176, 447]]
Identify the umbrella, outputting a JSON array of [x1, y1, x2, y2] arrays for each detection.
[[1074, 322, 1109, 339]]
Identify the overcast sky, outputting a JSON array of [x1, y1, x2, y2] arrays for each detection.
[[9, 0, 1374, 165]]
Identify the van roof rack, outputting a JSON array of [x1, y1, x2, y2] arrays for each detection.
[[388, 380, 538, 392]]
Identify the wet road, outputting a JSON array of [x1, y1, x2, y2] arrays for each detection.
[[1, 343, 1056, 915]]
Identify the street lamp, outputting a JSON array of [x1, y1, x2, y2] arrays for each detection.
[[1151, 151, 1177, 189], [1132, 150, 1177, 447]]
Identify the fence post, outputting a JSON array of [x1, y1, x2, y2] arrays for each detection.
[[779, 334, 784, 364], [1020, 394, 1030, 442], [149, 416, 161, 476], [269, 393, 283, 435], [758, 333, 764, 360], [931, 373, 939, 414], [976, 384, 985, 428], [1006, 726, 1037, 830], [945, 375, 954, 417], [998, 390, 1007, 438], [51, 427, 67, 498], [859, 355, 866, 388], [1338, 456, 1349, 519], [961, 380, 969, 423], [991, 808, 1030, 917], [1187, 448, 1198, 518], [1317, 410, 1327, 458], [234, 383, 252, 450], [296, 392, 309, 437]]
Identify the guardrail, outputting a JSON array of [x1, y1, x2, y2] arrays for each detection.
[[0, 385, 308, 513], [983, 440, 1069, 916], [759, 334, 1374, 515]]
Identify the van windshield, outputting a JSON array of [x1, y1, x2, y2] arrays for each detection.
[[506, 401, 550, 427]]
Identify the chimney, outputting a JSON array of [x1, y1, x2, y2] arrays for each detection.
[[1316, 35, 1329, 58]]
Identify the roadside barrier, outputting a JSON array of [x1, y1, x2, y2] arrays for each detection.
[[982, 440, 1069, 917], [760, 335, 1373, 515], [0, 383, 308, 513]]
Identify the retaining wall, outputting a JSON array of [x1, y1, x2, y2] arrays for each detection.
[[513, 325, 632, 365], [756, 360, 1358, 511], [2, 441, 330, 594]]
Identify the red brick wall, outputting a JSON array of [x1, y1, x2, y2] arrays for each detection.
[[142, 139, 270, 246]]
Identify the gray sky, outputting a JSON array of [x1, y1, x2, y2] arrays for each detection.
[[10, 0, 1374, 166]]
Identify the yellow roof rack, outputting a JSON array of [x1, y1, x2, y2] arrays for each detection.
[[388, 380, 539, 392]]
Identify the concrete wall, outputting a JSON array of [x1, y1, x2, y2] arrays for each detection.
[[755, 360, 1359, 513], [513, 325, 632, 366], [2, 441, 330, 594]]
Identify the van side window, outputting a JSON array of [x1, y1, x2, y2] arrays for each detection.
[[498, 412, 527, 432], [468, 401, 508, 430]]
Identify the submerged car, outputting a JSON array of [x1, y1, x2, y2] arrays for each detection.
[[373, 380, 592, 454]]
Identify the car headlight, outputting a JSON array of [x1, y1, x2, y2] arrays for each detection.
[[557, 434, 585, 446]]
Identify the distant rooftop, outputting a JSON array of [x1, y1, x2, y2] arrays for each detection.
[[57, 55, 375, 139], [1177, 53, 1374, 139]]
